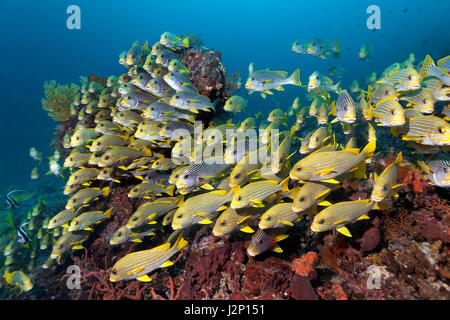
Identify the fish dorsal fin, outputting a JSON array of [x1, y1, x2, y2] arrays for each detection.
[[153, 242, 171, 251], [210, 190, 227, 196], [274, 71, 288, 78], [336, 226, 352, 237]]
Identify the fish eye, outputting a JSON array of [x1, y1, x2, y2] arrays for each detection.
[[184, 174, 189, 179], [75, 221, 79, 225], [220, 221, 226, 226], [234, 173, 241, 179], [73, 175, 77, 179], [299, 197, 305, 202], [385, 90, 389, 95], [382, 185, 388, 191], [176, 95, 179, 99], [251, 77, 255, 81], [390, 110, 395, 115], [117, 232, 122, 236], [177, 214, 183, 218], [316, 76, 319, 80], [76, 137, 79, 140], [438, 127, 445, 134], [318, 219, 325, 224], [296, 167, 302, 171], [442, 85, 446, 89], [266, 216, 271, 221], [120, 113, 123, 116], [103, 169, 108, 174], [132, 216, 138, 221], [408, 76, 412, 81], [237, 196, 242, 201], [97, 142, 101, 145], [111, 269, 117, 275], [72, 199, 77, 203], [229, 101, 233, 105], [133, 188, 138, 193], [105, 156, 110, 160], [423, 99, 427, 104], [69, 158, 73, 161], [100, 124, 104, 126]]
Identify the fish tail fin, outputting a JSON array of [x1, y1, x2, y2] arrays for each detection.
[[353, 159, 367, 179], [333, 39, 340, 56], [280, 177, 290, 193], [420, 55, 435, 79], [166, 185, 175, 196], [102, 186, 110, 197], [182, 37, 189, 48], [5, 272, 14, 285], [361, 140, 376, 160], [104, 208, 112, 219], [287, 68, 302, 86], [367, 104, 373, 121], [417, 160, 430, 174], [173, 232, 188, 252], [395, 152, 403, 165]]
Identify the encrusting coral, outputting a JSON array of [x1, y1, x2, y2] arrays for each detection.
[[41, 80, 79, 122]]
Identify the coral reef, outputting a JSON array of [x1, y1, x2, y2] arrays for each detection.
[[41, 80, 79, 122]]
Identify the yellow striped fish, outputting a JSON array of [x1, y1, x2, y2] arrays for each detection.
[[50, 230, 91, 259], [63, 183, 81, 195], [368, 83, 398, 106], [292, 181, 335, 213], [299, 130, 314, 154], [367, 122, 377, 143], [66, 168, 99, 186], [67, 208, 112, 231], [47, 209, 77, 229], [230, 178, 290, 209], [259, 203, 302, 229], [400, 87, 435, 114], [316, 103, 329, 124], [290, 140, 376, 183], [309, 98, 320, 116], [358, 93, 371, 120], [70, 128, 100, 147], [98, 147, 152, 167], [128, 182, 175, 198], [212, 207, 258, 236], [63, 151, 91, 168], [229, 144, 270, 187], [65, 187, 110, 210], [370, 97, 406, 126], [331, 89, 357, 123], [127, 197, 182, 229], [420, 55, 450, 86], [271, 126, 296, 173], [311, 200, 377, 237], [402, 115, 450, 146], [95, 121, 126, 135], [113, 110, 144, 127], [247, 229, 288, 256], [421, 76, 450, 101], [371, 152, 403, 202], [296, 106, 307, 124], [171, 189, 235, 230], [379, 66, 421, 92], [109, 225, 156, 245], [308, 125, 332, 150], [109, 233, 187, 282], [88, 134, 129, 152]]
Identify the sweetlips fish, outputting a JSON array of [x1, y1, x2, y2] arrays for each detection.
[[95, 121, 126, 135], [358, 93, 371, 120], [299, 130, 314, 154], [88, 134, 130, 152], [169, 90, 215, 113], [5, 271, 33, 292], [97, 146, 152, 167], [418, 156, 450, 187], [245, 64, 301, 98], [270, 126, 297, 174], [121, 91, 158, 110], [229, 144, 271, 187], [151, 157, 177, 171], [70, 128, 100, 147], [290, 140, 376, 183], [126, 41, 149, 66], [237, 117, 257, 131], [163, 71, 196, 92], [230, 178, 290, 209], [296, 106, 307, 124], [311, 200, 383, 237], [420, 55, 450, 86], [400, 87, 435, 114], [212, 207, 259, 236], [308, 125, 332, 150], [259, 203, 302, 229], [291, 181, 336, 213], [378, 66, 421, 92], [307, 71, 340, 98], [155, 49, 178, 67], [128, 182, 175, 198], [160, 32, 189, 50], [224, 95, 247, 113], [94, 108, 112, 123], [306, 38, 333, 58], [65, 187, 110, 210], [421, 76, 450, 101], [109, 225, 156, 245], [316, 103, 329, 124], [113, 110, 145, 127], [402, 115, 450, 146], [107, 75, 119, 87], [171, 189, 236, 230], [151, 41, 167, 55], [47, 209, 77, 229], [145, 77, 175, 97], [30, 147, 42, 163], [50, 230, 91, 259], [175, 158, 231, 190], [247, 228, 288, 256], [370, 98, 406, 127], [126, 197, 182, 229], [292, 39, 308, 54], [63, 184, 82, 195], [331, 89, 357, 123], [371, 152, 403, 202], [109, 232, 188, 282], [168, 59, 190, 74], [67, 208, 112, 232], [358, 44, 372, 62], [31, 167, 40, 180], [131, 72, 153, 91]]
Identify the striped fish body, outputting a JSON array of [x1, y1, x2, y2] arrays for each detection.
[[292, 182, 335, 213], [171, 190, 233, 230], [420, 55, 450, 86], [70, 128, 100, 147], [144, 100, 193, 122], [271, 132, 294, 173], [134, 123, 164, 142], [89, 134, 129, 152], [94, 108, 112, 123], [403, 116, 450, 146], [98, 147, 151, 167], [296, 106, 307, 124], [317, 103, 329, 124], [371, 152, 402, 202], [299, 130, 314, 154], [163, 71, 196, 92], [64, 183, 81, 195], [400, 87, 435, 114], [309, 99, 320, 116], [145, 77, 175, 97], [175, 160, 231, 189], [66, 187, 109, 210], [311, 200, 375, 235], [245, 69, 301, 93], [421, 77, 450, 101], [259, 203, 301, 229], [371, 98, 406, 126], [68, 209, 112, 231], [50, 230, 91, 259], [109, 234, 187, 282], [247, 228, 288, 257], [381, 67, 421, 91], [131, 73, 153, 91], [308, 126, 331, 150], [113, 110, 144, 127], [128, 182, 175, 198], [290, 141, 375, 182], [229, 145, 270, 187], [369, 83, 398, 106], [121, 91, 158, 110], [161, 120, 194, 137], [333, 90, 357, 123], [110, 225, 156, 245], [213, 207, 261, 236], [200, 124, 235, 145], [63, 152, 91, 168], [95, 121, 125, 135], [419, 157, 450, 187], [48, 209, 77, 229], [156, 49, 178, 67], [127, 197, 181, 229], [230, 179, 289, 209], [358, 95, 371, 120], [169, 90, 215, 112]]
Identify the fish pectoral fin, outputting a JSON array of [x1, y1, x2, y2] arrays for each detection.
[[188, 108, 199, 113], [200, 183, 214, 190], [318, 200, 332, 206], [317, 168, 335, 176], [131, 239, 143, 243], [271, 244, 283, 253], [357, 215, 370, 221], [194, 212, 209, 217], [160, 260, 174, 268], [260, 93, 267, 99], [280, 220, 294, 227], [198, 218, 213, 224], [321, 179, 340, 184], [390, 190, 399, 198], [275, 86, 284, 91], [217, 205, 228, 211], [250, 199, 264, 207], [84, 227, 93, 231], [262, 79, 273, 84], [136, 275, 152, 282], [147, 220, 157, 225], [240, 225, 255, 233], [336, 226, 352, 237], [392, 184, 404, 189], [72, 245, 84, 250], [263, 90, 274, 95]]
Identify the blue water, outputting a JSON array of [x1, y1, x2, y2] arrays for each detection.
[[0, 0, 448, 192]]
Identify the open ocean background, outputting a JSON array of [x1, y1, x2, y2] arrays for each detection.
[[0, 0, 448, 194]]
